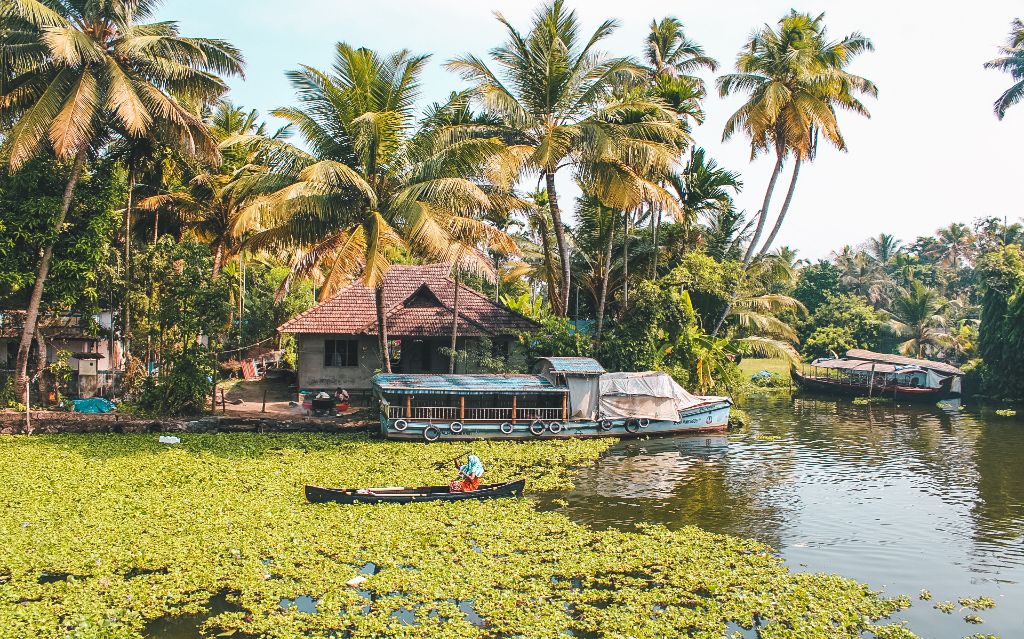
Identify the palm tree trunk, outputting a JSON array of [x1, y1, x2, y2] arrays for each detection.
[[13, 148, 88, 402], [742, 150, 785, 266], [211, 243, 224, 280], [152, 209, 159, 243], [712, 149, 786, 337], [595, 216, 615, 343], [449, 266, 461, 374], [123, 164, 136, 358], [650, 204, 661, 279], [622, 209, 630, 310], [375, 284, 392, 373], [756, 158, 802, 260], [536, 214, 563, 316], [544, 171, 572, 316]]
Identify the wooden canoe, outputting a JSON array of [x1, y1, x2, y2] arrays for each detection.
[[304, 479, 526, 505]]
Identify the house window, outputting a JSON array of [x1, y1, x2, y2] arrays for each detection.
[[324, 339, 359, 367]]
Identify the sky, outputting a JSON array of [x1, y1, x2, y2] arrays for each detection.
[[156, 0, 1024, 261]]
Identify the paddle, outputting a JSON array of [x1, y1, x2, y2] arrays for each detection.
[[432, 451, 470, 470]]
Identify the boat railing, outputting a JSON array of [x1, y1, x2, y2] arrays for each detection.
[[385, 405, 564, 422]]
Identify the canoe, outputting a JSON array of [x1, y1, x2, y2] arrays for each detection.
[[304, 478, 526, 505]]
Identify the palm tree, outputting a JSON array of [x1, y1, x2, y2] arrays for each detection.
[[137, 101, 282, 280], [865, 233, 902, 268], [447, 0, 686, 315], [888, 280, 950, 358], [934, 223, 975, 270], [0, 0, 243, 399], [644, 17, 718, 87], [227, 45, 514, 373], [718, 11, 876, 265], [985, 19, 1024, 119]]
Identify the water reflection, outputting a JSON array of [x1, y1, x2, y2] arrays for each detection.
[[534, 397, 1024, 639]]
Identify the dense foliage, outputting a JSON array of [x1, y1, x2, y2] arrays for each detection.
[[0, 1, 1021, 402], [0, 434, 917, 639], [977, 246, 1024, 400]]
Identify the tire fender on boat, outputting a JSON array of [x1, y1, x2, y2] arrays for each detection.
[[638, 418, 650, 428], [423, 426, 441, 442], [393, 419, 408, 432], [599, 419, 614, 431], [499, 422, 514, 434], [529, 419, 546, 436], [547, 421, 563, 434], [624, 419, 641, 433], [449, 421, 464, 434]]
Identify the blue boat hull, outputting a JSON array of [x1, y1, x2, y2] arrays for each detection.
[[380, 401, 732, 441]]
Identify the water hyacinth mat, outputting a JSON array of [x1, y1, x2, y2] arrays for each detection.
[[0, 433, 916, 638]]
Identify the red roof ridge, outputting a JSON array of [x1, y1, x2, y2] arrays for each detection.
[[278, 263, 537, 335]]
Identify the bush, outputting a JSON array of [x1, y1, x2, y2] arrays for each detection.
[[138, 345, 216, 416], [802, 326, 858, 361]]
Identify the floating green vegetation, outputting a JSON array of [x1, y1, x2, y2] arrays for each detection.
[[959, 596, 997, 611], [918, 589, 932, 600], [852, 396, 893, 406], [994, 408, 1017, 417], [964, 614, 985, 624], [0, 433, 918, 638], [934, 601, 956, 614]]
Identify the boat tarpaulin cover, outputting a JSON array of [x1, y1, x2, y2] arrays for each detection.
[[598, 372, 728, 421]]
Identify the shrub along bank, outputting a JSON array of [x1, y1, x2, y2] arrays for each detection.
[[0, 434, 917, 638]]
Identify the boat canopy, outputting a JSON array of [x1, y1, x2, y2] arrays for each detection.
[[372, 373, 564, 396], [844, 349, 963, 376], [598, 372, 729, 421], [536, 357, 605, 375]]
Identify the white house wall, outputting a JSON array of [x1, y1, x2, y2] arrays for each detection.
[[296, 334, 382, 390]]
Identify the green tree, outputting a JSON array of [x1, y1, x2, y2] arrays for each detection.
[[229, 45, 514, 372], [718, 11, 876, 265], [0, 157, 119, 313], [447, 0, 686, 314], [799, 292, 885, 359], [0, 0, 243, 399], [985, 19, 1024, 119], [977, 245, 1024, 399], [888, 280, 950, 358]]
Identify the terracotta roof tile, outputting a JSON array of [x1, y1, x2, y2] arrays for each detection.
[[278, 264, 538, 337]]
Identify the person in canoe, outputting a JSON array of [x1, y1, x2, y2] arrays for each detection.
[[450, 455, 485, 492]]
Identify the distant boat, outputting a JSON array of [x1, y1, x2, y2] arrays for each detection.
[[792, 349, 963, 402], [373, 358, 732, 442], [305, 479, 526, 504]]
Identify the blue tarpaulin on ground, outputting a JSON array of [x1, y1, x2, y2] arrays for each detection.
[[73, 398, 115, 413]]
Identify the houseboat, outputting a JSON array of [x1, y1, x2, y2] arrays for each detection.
[[792, 349, 963, 402], [372, 357, 732, 442]]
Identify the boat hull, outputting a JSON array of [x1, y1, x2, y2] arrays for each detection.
[[380, 401, 732, 441], [792, 368, 958, 402], [305, 479, 526, 504]]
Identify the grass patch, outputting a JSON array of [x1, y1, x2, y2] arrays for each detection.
[[0, 434, 916, 638], [737, 358, 793, 380]]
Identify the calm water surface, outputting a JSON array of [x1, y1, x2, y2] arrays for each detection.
[[534, 396, 1024, 639]]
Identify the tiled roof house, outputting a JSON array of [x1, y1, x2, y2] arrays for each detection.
[[279, 264, 538, 390]]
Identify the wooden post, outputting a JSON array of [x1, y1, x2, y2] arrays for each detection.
[[511, 395, 517, 424], [405, 395, 412, 418], [459, 395, 465, 421], [220, 388, 226, 413], [562, 393, 567, 420], [261, 388, 268, 413]]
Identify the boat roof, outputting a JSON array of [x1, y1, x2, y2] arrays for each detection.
[[372, 373, 565, 395], [844, 349, 963, 376], [536, 357, 606, 375], [810, 359, 915, 374]]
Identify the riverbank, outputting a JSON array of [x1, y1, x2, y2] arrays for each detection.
[[0, 409, 371, 435], [0, 432, 918, 638]]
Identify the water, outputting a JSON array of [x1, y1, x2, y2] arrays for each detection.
[[534, 396, 1024, 639]]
